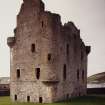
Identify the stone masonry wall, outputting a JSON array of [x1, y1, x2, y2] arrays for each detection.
[[7, 0, 90, 103]]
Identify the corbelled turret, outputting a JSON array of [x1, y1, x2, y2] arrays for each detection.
[[7, 37, 15, 48]]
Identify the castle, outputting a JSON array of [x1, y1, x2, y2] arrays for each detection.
[[7, 0, 90, 103]]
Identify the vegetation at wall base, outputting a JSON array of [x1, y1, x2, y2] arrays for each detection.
[[0, 95, 105, 105]]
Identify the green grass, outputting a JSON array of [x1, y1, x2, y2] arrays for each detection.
[[0, 96, 105, 105]]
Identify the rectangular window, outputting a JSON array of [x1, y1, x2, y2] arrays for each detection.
[[14, 95, 17, 101], [81, 51, 84, 60], [31, 44, 35, 53], [66, 44, 69, 56], [63, 64, 67, 80], [36, 68, 40, 79], [66, 94, 69, 100], [82, 70, 85, 82], [77, 69, 79, 80], [17, 69, 20, 78], [48, 53, 51, 61], [42, 21, 44, 27]]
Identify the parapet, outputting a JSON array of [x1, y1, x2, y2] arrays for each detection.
[[7, 37, 16, 48]]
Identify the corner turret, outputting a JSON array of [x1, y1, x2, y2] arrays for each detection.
[[7, 37, 15, 48]]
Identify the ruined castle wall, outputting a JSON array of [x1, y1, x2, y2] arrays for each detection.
[[56, 23, 88, 98], [10, 0, 62, 103], [8, 0, 90, 103]]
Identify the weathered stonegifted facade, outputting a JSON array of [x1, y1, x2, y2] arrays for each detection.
[[7, 0, 91, 103]]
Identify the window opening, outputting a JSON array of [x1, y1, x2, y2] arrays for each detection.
[[39, 97, 43, 103], [63, 64, 67, 80], [48, 53, 51, 61], [27, 96, 30, 102], [36, 68, 40, 79], [17, 69, 20, 78], [15, 95, 17, 101], [31, 44, 35, 53]]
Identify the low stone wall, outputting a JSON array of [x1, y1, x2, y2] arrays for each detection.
[[0, 89, 10, 96], [0, 84, 10, 96], [87, 88, 105, 95]]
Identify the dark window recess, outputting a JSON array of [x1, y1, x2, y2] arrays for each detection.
[[42, 21, 44, 27], [4, 86, 6, 89], [27, 96, 30, 102], [39, 97, 43, 103], [48, 53, 51, 61], [31, 44, 35, 52], [15, 95, 17, 101], [63, 64, 67, 80], [77, 69, 79, 80], [79, 92, 81, 96], [66, 94, 69, 100], [66, 44, 69, 56], [81, 51, 83, 60], [36, 68, 40, 79], [74, 34, 76, 39], [17, 69, 20, 78], [82, 70, 84, 81]]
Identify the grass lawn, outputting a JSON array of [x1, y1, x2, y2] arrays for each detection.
[[0, 95, 105, 105]]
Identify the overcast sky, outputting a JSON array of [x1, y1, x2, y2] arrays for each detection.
[[0, 0, 105, 77]]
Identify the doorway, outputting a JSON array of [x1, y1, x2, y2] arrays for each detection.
[[39, 97, 43, 103], [27, 96, 30, 102]]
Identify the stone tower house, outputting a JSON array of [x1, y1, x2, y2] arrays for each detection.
[[7, 0, 90, 103]]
